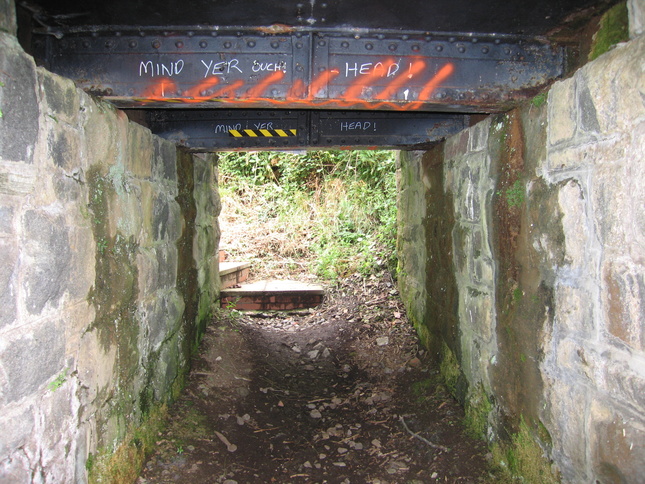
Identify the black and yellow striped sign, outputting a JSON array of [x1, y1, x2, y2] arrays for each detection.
[[229, 129, 297, 138]]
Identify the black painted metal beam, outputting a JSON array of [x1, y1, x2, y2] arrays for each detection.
[[144, 109, 468, 150], [37, 29, 564, 113]]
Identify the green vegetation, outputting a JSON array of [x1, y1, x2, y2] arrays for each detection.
[[531, 92, 547, 108], [439, 341, 461, 396], [590, 2, 629, 61], [491, 417, 559, 483], [48, 369, 68, 391], [500, 179, 525, 209], [218, 150, 397, 280], [464, 383, 492, 439], [88, 404, 168, 484]]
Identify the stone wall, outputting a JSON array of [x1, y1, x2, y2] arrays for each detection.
[[397, 33, 644, 483], [0, 28, 220, 482]]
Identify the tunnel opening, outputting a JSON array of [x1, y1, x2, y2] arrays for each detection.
[[136, 148, 495, 483], [3, 1, 644, 483]]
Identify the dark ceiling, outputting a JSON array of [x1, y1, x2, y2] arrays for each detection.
[[25, 0, 607, 36]]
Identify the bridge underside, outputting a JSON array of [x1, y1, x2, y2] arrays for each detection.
[[24, 0, 606, 150]]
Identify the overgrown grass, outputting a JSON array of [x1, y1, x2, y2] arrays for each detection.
[[218, 150, 397, 281]]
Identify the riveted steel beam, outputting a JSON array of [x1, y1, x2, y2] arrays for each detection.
[[144, 109, 468, 150], [37, 29, 563, 113]]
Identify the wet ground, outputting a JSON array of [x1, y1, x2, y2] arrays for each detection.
[[137, 273, 492, 483]]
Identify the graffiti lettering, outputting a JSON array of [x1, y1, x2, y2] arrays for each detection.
[[252, 60, 287, 73], [201, 58, 243, 78], [345, 61, 400, 78], [215, 123, 242, 134], [254, 122, 274, 130], [340, 121, 377, 132], [139, 60, 185, 77]]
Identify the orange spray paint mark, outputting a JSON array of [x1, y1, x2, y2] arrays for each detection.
[[244, 70, 285, 98]]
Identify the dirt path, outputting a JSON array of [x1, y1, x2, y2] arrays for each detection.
[[137, 273, 491, 483]]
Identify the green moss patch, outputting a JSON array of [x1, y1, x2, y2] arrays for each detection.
[[590, 2, 629, 61], [491, 417, 560, 483]]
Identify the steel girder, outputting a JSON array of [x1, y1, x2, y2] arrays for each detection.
[[144, 110, 468, 150], [37, 29, 564, 113]]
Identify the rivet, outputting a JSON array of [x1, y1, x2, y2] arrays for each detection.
[[139, 31, 145, 37], [365, 43, 373, 50], [82, 40, 90, 48], [163, 31, 169, 36], [105, 40, 114, 48], [494, 39, 501, 44], [481, 46, 489, 54], [211, 31, 218, 37], [388, 43, 397, 51], [296, 42, 303, 48], [318, 40, 326, 46], [187, 31, 194, 37], [435, 45, 443, 52], [341, 41, 349, 48], [411, 45, 420, 52], [401, 35, 409, 40], [152, 40, 161, 49], [271, 41, 279, 49], [458, 46, 465, 53], [176, 41, 184, 48], [199, 41, 208, 48], [115, 31, 122, 37], [449, 37, 456, 43], [377, 34, 385, 40], [129, 40, 137, 48], [472, 38, 478, 43], [224, 41, 232, 48], [91, 32, 99, 37], [248, 40, 256, 47]]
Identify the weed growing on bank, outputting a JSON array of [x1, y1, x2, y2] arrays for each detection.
[[218, 150, 397, 280]]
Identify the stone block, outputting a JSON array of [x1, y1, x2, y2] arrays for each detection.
[[153, 137, 177, 183], [468, 118, 491, 152], [445, 128, 469, 160], [0, 319, 65, 404], [126, 121, 153, 179], [542, 379, 591, 483], [152, 194, 181, 242], [0, 451, 32, 483], [22, 210, 72, 314], [0, 36, 39, 164], [0, 160, 37, 195], [599, 347, 645, 412], [589, 399, 645, 483], [156, 243, 178, 289], [136, 248, 159, 299], [141, 291, 185, 349], [38, 70, 80, 126], [592, 163, 632, 251], [53, 172, 83, 202], [0, 205, 12, 234], [0, 0, 17, 36], [554, 337, 597, 383], [47, 125, 81, 171], [558, 179, 588, 270], [0, 238, 18, 329], [602, 259, 645, 351], [0, 405, 34, 456], [547, 78, 576, 146], [76, 330, 117, 406], [81, 99, 118, 167], [629, 0, 645, 38], [585, 37, 645, 135], [462, 288, 494, 342], [576, 74, 601, 135], [547, 135, 626, 173], [554, 285, 596, 336]]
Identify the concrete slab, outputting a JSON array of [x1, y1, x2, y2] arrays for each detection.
[[219, 262, 251, 288], [220, 280, 325, 311]]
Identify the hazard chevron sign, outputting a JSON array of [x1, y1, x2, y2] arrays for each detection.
[[229, 129, 297, 137]]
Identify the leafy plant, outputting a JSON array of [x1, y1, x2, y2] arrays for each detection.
[[503, 180, 525, 209], [48, 369, 68, 391]]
